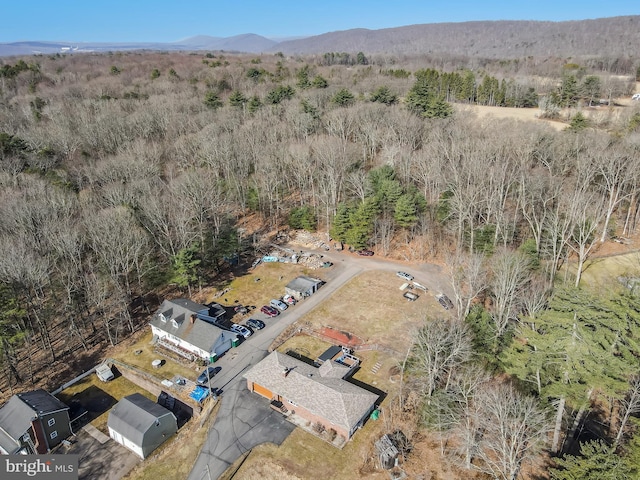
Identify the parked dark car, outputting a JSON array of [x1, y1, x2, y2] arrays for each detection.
[[437, 294, 454, 310], [196, 366, 220, 385], [234, 305, 248, 315], [356, 249, 374, 256], [260, 305, 279, 317], [246, 318, 265, 330]]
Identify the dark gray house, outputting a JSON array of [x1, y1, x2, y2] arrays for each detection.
[[0, 389, 71, 454], [108, 393, 178, 459]]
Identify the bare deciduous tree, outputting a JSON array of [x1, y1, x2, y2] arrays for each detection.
[[473, 383, 550, 480], [489, 249, 531, 338], [447, 249, 488, 321], [408, 318, 471, 398], [614, 375, 640, 447]]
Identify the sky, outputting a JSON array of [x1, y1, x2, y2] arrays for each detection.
[[2, 0, 638, 43]]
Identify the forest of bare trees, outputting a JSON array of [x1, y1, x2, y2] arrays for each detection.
[[1, 49, 640, 478]]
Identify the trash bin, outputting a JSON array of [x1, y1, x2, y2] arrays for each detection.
[[232, 337, 240, 348], [209, 354, 217, 364]]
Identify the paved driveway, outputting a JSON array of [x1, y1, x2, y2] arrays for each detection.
[[60, 428, 140, 480], [188, 376, 294, 480]]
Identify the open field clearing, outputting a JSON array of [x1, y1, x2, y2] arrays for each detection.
[[456, 104, 566, 130], [299, 270, 441, 353], [569, 250, 640, 290]]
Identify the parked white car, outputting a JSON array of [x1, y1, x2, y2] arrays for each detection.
[[632, 93, 640, 101], [231, 324, 252, 338], [282, 294, 297, 305], [270, 299, 288, 311], [396, 271, 414, 281]]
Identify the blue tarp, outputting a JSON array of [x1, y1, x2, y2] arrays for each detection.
[[262, 256, 279, 262], [189, 385, 209, 403]]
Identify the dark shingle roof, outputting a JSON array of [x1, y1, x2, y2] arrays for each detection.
[[149, 299, 230, 352], [0, 389, 68, 441], [243, 352, 378, 434]]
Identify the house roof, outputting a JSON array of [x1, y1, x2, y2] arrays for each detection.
[[0, 427, 20, 454], [285, 276, 322, 293], [317, 345, 342, 363], [243, 352, 378, 435], [149, 299, 230, 353], [107, 393, 175, 445], [0, 389, 69, 441]]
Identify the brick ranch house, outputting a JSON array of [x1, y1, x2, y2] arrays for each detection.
[[243, 350, 379, 440]]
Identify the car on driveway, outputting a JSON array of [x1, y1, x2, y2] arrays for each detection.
[[231, 324, 252, 338], [246, 318, 265, 330], [356, 249, 374, 256], [196, 366, 220, 385], [397, 271, 414, 281], [436, 294, 454, 310], [282, 294, 297, 305], [270, 299, 288, 311], [260, 305, 279, 317], [234, 305, 248, 315]]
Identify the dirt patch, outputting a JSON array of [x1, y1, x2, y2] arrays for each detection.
[[317, 326, 365, 347]]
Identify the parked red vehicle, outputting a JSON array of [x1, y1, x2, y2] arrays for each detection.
[[260, 305, 279, 317], [356, 249, 374, 256]]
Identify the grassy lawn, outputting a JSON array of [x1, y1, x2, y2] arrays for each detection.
[[57, 375, 156, 434], [577, 251, 640, 289], [301, 270, 438, 352], [229, 413, 388, 480], [115, 331, 202, 384], [194, 262, 327, 315], [62, 264, 432, 480], [224, 269, 435, 480]]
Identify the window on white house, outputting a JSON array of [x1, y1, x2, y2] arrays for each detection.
[[47, 418, 55, 427], [50, 431, 58, 440]]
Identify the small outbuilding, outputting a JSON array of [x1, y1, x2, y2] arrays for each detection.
[[108, 393, 178, 459], [284, 276, 323, 300]]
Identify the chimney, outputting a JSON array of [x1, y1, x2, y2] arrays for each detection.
[[282, 367, 290, 378], [190, 314, 196, 324]]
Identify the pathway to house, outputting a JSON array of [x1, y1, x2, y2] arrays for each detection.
[[187, 248, 452, 480]]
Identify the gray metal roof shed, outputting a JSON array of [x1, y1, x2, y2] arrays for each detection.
[[108, 393, 177, 459]]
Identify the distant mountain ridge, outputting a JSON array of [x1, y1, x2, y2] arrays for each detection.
[[0, 34, 278, 57], [1, 16, 639, 58], [271, 16, 640, 58]]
